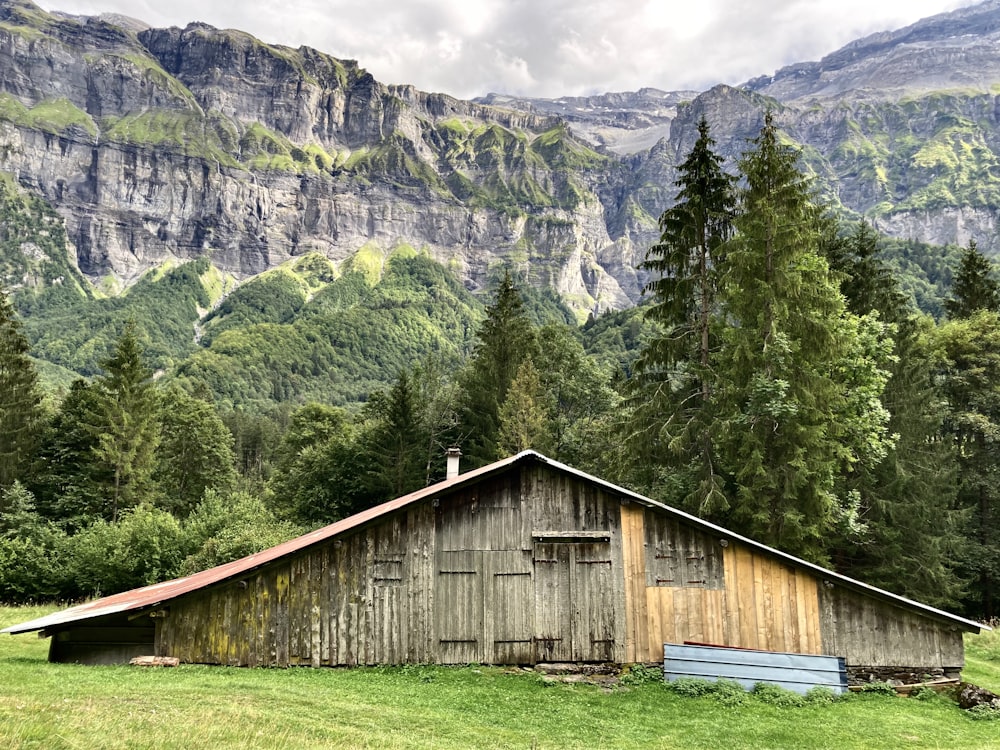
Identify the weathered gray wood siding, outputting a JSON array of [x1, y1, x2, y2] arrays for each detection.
[[156, 462, 967, 671], [159, 465, 627, 666], [159, 502, 436, 666], [819, 582, 965, 669]]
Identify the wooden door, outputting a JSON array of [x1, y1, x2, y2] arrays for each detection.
[[533, 541, 617, 662], [435, 550, 484, 664], [571, 542, 616, 661]]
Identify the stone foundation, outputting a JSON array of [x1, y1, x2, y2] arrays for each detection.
[[847, 665, 960, 685]]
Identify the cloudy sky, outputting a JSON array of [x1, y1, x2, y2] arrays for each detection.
[[38, 0, 980, 100]]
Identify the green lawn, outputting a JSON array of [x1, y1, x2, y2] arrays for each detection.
[[0, 606, 997, 749]]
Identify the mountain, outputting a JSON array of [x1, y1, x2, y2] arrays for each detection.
[[0, 0, 651, 319], [2, 0, 1000, 402]]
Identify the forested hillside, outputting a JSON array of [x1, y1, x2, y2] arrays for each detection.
[[1, 111, 998, 626], [2, 0, 1000, 628]]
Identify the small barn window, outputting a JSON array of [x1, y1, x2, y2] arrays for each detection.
[[644, 511, 723, 589], [373, 557, 404, 586]]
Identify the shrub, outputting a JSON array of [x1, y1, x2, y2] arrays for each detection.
[[804, 686, 839, 704], [665, 677, 718, 697], [67, 504, 186, 598], [856, 681, 897, 696], [910, 685, 939, 701], [181, 490, 302, 574], [967, 704, 1000, 721], [620, 664, 662, 686], [751, 682, 806, 708], [711, 679, 749, 706]]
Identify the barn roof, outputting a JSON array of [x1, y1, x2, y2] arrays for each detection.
[[3, 450, 986, 636]]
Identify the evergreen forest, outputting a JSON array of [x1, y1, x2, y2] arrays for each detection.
[[1, 114, 998, 623]]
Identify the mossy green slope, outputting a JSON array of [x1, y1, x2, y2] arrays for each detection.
[[176, 255, 485, 409]]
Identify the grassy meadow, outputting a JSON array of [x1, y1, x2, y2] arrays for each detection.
[[0, 605, 998, 749]]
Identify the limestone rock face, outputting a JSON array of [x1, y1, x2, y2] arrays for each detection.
[[0, 0, 650, 315], [4, 0, 1000, 316]]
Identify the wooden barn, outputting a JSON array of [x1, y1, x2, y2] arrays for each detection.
[[4, 451, 984, 679]]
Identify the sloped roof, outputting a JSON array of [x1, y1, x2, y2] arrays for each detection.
[[3, 450, 986, 635]]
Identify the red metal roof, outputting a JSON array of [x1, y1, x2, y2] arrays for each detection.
[[3, 450, 988, 635], [2, 450, 536, 635]]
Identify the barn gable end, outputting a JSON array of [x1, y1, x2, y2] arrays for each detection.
[[5, 452, 981, 675]]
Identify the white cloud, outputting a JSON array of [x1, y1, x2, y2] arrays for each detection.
[[37, 0, 981, 98]]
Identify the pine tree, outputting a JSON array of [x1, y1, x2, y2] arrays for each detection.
[[823, 222, 966, 606], [360, 369, 427, 501], [629, 117, 734, 514], [936, 310, 1000, 618], [823, 220, 908, 321], [497, 359, 553, 455], [155, 384, 237, 517], [713, 112, 893, 561], [89, 320, 161, 522], [0, 289, 44, 489], [31, 379, 109, 529], [458, 270, 538, 466], [945, 240, 1000, 319]]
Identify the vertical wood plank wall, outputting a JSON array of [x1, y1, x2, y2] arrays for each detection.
[[819, 582, 964, 669], [622, 503, 823, 663], [158, 465, 966, 670], [160, 465, 629, 667]]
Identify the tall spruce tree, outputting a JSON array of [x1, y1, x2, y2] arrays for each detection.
[[939, 241, 1000, 616], [89, 320, 160, 522], [155, 384, 237, 517], [936, 310, 1000, 617], [823, 222, 965, 606], [0, 289, 43, 489], [713, 112, 893, 561], [945, 239, 1000, 319], [359, 369, 427, 502], [629, 117, 734, 513], [458, 270, 538, 466], [497, 359, 553, 455]]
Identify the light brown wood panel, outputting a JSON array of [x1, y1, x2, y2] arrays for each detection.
[[619, 503, 647, 663], [720, 542, 823, 655]]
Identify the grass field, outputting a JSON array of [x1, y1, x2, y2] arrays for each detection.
[[0, 606, 998, 749]]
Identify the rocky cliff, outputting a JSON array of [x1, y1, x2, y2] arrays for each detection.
[[0, 0, 647, 316], [3, 0, 1000, 315]]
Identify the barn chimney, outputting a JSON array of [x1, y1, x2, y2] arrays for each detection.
[[446, 447, 462, 480]]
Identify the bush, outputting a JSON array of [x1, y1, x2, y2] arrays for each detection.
[[910, 685, 939, 701], [804, 686, 839, 704], [967, 704, 1000, 721], [181, 490, 302, 575], [0, 532, 69, 602], [0, 482, 71, 602], [620, 664, 662, 686], [751, 682, 806, 708], [856, 681, 897, 696], [711, 679, 749, 706], [665, 677, 718, 698], [67, 504, 187, 598]]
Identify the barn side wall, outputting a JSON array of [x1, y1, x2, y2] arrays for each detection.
[[48, 613, 155, 665], [158, 465, 629, 667], [621, 504, 965, 672], [818, 582, 965, 672], [155, 464, 969, 672], [622, 505, 823, 663]]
